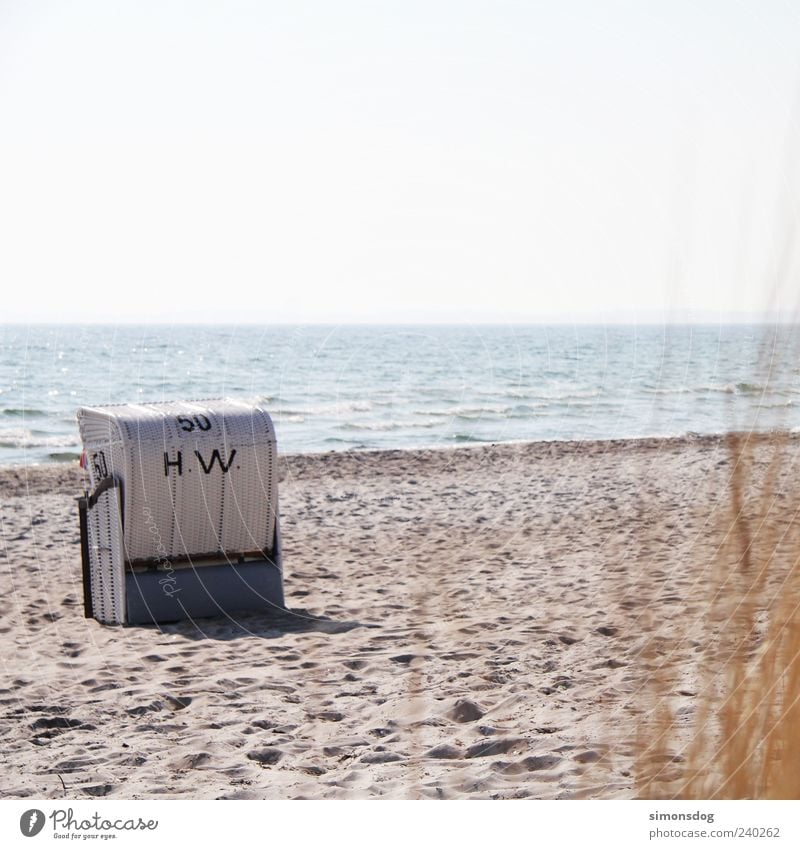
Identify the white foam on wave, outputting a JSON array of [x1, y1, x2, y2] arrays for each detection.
[[0, 427, 81, 450], [414, 405, 513, 419], [270, 400, 374, 417], [336, 418, 441, 432]]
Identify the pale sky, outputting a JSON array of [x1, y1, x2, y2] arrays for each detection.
[[2, 0, 800, 323]]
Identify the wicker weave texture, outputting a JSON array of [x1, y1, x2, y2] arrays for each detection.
[[77, 399, 278, 564], [86, 485, 125, 624]]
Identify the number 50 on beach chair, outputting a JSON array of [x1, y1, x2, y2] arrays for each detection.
[[76, 400, 284, 625]]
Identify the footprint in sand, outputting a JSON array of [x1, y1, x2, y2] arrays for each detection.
[[590, 659, 625, 670], [247, 748, 283, 765], [492, 755, 561, 774], [369, 727, 395, 739], [424, 744, 463, 760], [360, 751, 403, 764], [170, 752, 212, 770], [31, 715, 94, 733], [446, 699, 485, 723], [389, 653, 426, 666], [298, 765, 327, 776], [126, 701, 164, 716], [81, 785, 114, 797], [309, 710, 344, 723], [163, 695, 192, 711], [465, 738, 527, 759]]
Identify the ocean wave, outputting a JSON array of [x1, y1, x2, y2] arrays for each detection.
[[537, 399, 605, 410], [0, 427, 80, 450], [644, 387, 693, 395], [335, 418, 441, 432], [2, 407, 48, 417], [644, 382, 773, 396], [501, 389, 537, 399], [697, 382, 765, 395], [414, 398, 603, 418], [48, 451, 81, 462], [413, 405, 513, 419], [269, 407, 310, 417], [539, 389, 603, 400], [322, 437, 370, 449], [508, 403, 550, 414], [452, 407, 511, 419], [270, 400, 374, 417], [491, 388, 604, 401]]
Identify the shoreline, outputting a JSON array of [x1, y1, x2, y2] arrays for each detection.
[[1, 430, 795, 496], [5, 426, 800, 475]]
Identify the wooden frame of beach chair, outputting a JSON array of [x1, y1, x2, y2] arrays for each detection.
[[76, 399, 284, 625]]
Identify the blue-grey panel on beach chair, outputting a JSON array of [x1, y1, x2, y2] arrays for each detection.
[[76, 399, 284, 625]]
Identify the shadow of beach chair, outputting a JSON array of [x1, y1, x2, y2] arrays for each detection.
[[76, 399, 284, 625]]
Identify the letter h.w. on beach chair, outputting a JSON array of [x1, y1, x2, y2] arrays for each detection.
[[76, 399, 284, 625]]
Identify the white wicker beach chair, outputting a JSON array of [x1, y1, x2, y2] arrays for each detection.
[[76, 399, 284, 625]]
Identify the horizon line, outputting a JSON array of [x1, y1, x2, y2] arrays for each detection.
[[2, 318, 800, 327]]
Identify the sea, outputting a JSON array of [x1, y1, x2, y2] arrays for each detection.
[[1, 323, 799, 466]]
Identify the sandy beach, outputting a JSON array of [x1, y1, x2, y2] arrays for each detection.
[[2, 434, 798, 800]]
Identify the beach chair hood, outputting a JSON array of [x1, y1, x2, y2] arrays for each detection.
[[76, 398, 284, 625]]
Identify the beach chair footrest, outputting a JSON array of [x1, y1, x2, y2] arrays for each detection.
[[124, 560, 284, 625]]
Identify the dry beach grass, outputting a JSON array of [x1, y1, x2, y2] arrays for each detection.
[[634, 316, 800, 799], [636, 430, 800, 799], [3, 435, 800, 799]]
